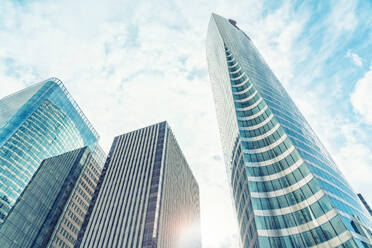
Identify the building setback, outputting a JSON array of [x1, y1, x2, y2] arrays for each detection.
[[206, 13, 372, 248], [76, 121, 201, 248], [358, 194, 372, 217], [0, 147, 103, 248], [0, 78, 101, 224]]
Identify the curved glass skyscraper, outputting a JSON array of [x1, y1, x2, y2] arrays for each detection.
[[0, 78, 99, 224], [207, 14, 372, 248]]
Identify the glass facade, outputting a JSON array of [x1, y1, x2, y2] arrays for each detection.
[[45, 147, 102, 248], [0, 78, 99, 224], [76, 122, 201, 248], [0, 147, 89, 248], [207, 14, 372, 248]]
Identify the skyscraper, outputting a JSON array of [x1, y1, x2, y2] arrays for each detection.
[[0, 78, 100, 223], [0, 146, 102, 248], [76, 121, 201, 248], [207, 14, 372, 247]]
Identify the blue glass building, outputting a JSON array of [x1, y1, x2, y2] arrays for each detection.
[[0, 78, 99, 224], [207, 14, 372, 247]]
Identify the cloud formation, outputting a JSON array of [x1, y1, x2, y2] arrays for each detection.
[[1, 0, 371, 247], [351, 62, 372, 123], [347, 50, 363, 66]]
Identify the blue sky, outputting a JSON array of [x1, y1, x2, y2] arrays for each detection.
[[1, 0, 372, 247]]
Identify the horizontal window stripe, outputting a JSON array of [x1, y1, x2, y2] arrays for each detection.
[[297, 148, 340, 180], [251, 173, 313, 198], [2, 145, 37, 173], [247, 159, 304, 181], [234, 89, 257, 105], [289, 135, 335, 170], [231, 76, 250, 87], [229, 66, 242, 74], [237, 105, 268, 121], [254, 190, 325, 216], [232, 77, 249, 87], [0, 152, 33, 179], [320, 183, 367, 218], [0, 173, 24, 192], [226, 57, 235, 63], [228, 61, 238, 68], [327, 193, 371, 225], [240, 114, 274, 132], [257, 209, 338, 236], [231, 72, 246, 81], [314, 175, 360, 209], [239, 110, 271, 129], [233, 83, 253, 95], [300, 160, 350, 191], [236, 97, 263, 112], [244, 134, 288, 157], [245, 146, 295, 166], [236, 92, 258, 107], [241, 123, 280, 142], [1, 165, 28, 186], [311, 230, 352, 248], [0, 188, 17, 202]]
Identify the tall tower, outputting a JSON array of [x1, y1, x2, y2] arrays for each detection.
[[207, 14, 372, 247], [76, 121, 201, 248], [0, 78, 101, 224]]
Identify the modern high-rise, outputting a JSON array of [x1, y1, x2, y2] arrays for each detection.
[[0, 78, 101, 224], [207, 14, 372, 247], [76, 121, 201, 248], [0, 146, 102, 248]]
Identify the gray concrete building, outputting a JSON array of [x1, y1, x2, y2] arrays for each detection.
[[76, 121, 201, 248]]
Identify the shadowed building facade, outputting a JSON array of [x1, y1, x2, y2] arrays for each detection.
[[76, 121, 201, 248], [207, 14, 372, 248], [358, 194, 372, 217], [0, 147, 103, 248]]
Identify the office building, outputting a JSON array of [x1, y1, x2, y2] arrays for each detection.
[[0, 78, 100, 224], [207, 14, 372, 247], [0, 147, 102, 248], [76, 121, 201, 248]]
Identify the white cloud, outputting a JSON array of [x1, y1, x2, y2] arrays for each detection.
[[326, 0, 358, 32], [332, 123, 372, 202], [346, 50, 363, 66], [0, 1, 243, 247], [351, 62, 372, 123], [0, 0, 370, 247]]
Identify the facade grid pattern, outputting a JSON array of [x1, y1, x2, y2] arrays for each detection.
[[76, 122, 201, 248]]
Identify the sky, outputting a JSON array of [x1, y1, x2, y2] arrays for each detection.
[[0, 0, 372, 247]]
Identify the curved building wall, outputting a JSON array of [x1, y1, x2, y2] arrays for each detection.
[[207, 15, 253, 248], [0, 78, 99, 224], [207, 13, 372, 248]]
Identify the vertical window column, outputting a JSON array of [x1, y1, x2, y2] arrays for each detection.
[[142, 123, 166, 247]]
